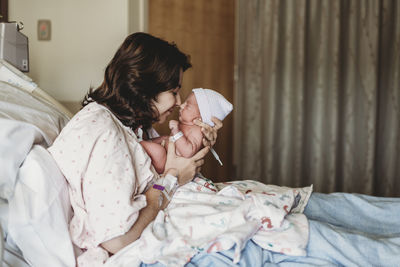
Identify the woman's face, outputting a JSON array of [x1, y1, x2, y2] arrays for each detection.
[[152, 70, 183, 124]]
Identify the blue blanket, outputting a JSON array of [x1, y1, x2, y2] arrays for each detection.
[[143, 192, 400, 266]]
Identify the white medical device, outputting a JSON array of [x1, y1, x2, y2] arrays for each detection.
[[0, 22, 29, 72]]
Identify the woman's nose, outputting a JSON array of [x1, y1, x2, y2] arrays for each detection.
[[176, 93, 182, 106]]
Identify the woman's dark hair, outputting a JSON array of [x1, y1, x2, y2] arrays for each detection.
[[82, 32, 191, 130]]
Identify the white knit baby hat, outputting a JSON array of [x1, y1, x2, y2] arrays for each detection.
[[192, 88, 233, 126]]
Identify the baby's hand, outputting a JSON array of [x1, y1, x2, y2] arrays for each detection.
[[169, 120, 179, 132]]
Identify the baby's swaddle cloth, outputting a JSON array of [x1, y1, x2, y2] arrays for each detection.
[[107, 178, 312, 267]]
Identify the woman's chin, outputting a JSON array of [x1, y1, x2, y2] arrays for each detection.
[[157, 115, 168, 124], [157, 118, 166, 124], [157, 110, 173, 124]]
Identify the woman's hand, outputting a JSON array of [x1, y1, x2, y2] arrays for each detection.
[[193, 117, 223, 147], [163, 139, 209, 185]]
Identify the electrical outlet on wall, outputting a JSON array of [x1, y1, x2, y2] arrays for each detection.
[[38, 20, 51, 41]]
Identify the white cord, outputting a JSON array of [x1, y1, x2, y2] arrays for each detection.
[[210, 148, 223, 166]]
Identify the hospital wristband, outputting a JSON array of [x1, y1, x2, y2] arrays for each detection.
[[152, 184, 165, 191], [162, 174, 178, 192], [170, 131, 184, 142], [152, 183, 172, 202], [152, 174, 179, 207]]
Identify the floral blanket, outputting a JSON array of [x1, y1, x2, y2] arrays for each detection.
[[106, 178, 313, 267]]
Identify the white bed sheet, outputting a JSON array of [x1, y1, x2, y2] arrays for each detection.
[[8, 145, 76, 267], [2, 242, 30, 267]]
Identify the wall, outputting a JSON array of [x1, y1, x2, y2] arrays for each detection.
[[9, 0, 146, 112]]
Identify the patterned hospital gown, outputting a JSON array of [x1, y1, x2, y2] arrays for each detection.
[[48, 102, 159, 266]]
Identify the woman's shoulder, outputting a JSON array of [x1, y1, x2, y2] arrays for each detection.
[[75, 102, 111, 121], [70, 102, 120, 129], [56, 102, 132, 143]]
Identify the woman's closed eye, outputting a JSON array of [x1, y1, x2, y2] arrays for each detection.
[[171, 89, 180, 96]]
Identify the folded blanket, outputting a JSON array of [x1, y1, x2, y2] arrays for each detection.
[[0, 119, 49, 200], [106, 178, 313, 267]]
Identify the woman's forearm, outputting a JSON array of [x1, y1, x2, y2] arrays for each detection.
[[101, 169, 179, 254], [100, 187, 164, 254]]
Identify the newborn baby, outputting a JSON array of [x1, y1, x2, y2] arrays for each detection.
[[141, 88, 233, 174]]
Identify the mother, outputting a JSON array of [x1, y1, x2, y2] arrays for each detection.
[[48, 32, 221, 265]]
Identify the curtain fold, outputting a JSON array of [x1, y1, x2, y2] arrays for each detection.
[[236, 0, 400, 196]]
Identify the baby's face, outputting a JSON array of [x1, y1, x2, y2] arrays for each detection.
[[179, 92, 201, 123]]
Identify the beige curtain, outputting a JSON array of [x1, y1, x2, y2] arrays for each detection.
[[235, 0, 400, 196]]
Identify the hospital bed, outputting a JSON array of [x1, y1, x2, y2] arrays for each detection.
[[1, 57, 399, 266], [0, 60, 77, 266]]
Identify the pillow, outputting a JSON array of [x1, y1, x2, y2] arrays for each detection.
[[0, 60, 38, 93], [0, 81, 69, 143], [0, 78, 70, 203], [7, 145, 76, 267]]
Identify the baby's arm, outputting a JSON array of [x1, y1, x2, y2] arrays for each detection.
[[169, 120, 203, 158], [140, 140, 167, 174]]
